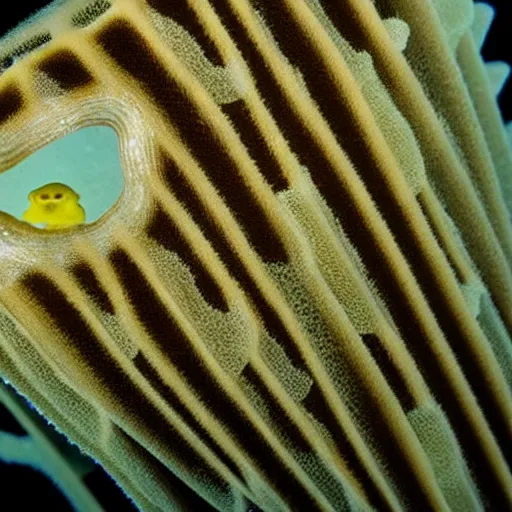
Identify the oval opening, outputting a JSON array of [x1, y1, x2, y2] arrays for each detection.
[[0, 125, 123, 230]]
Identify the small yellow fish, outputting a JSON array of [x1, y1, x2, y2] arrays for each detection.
[[22, 183, 86, 230]]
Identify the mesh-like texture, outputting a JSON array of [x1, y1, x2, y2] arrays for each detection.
[[0, 0, 511, 510]]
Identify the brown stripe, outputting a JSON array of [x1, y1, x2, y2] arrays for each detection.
[[241, 364, 311, 451], [96, 19, 287, 262], [366, 0, 399, 20], [20, 272, 229, 496], [148, 161, 229, 311], [153, 152, 306, 370], [145, 206, 229, 312], [250, 2, 391, 189], [108, 247, 321, 510], [38, 50, 94, 90], [221, 101, 289, 191], [133, 352, 246, 484], [0, 83, 23, 125], [314, 0, 372, 52], [241, 364, 367, 510], [70, 260, 115, 314], [303, 366, 418, 512], [145, 0, 224, 66], [361, 334, 416, 412], [416, 200, 465, 284]]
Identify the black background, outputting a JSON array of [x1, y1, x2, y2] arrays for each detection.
[[479, 0, 511, 121]]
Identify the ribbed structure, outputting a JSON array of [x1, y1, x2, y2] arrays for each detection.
[[0, 0, 511, 510]]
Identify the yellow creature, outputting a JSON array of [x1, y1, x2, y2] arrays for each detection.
[[22, 183, 86, 230]]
